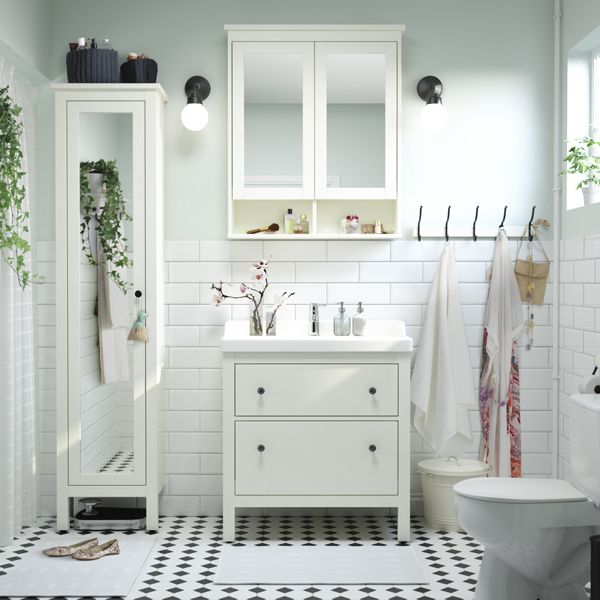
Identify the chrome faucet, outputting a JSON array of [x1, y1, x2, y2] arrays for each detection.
[[309, 303, 322, 336]]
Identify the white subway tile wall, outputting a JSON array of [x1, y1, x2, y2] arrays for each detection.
[[35, 239, 555, 517], [559, 234, 600, 479]]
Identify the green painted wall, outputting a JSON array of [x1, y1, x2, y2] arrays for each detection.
[[0, 0, 52, 78], [42, 0, 555, 240]]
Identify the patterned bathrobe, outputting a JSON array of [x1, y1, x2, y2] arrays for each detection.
[[479, 229, 524, 478]]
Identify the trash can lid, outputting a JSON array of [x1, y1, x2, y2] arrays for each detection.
[[416, 457, 491, 477]]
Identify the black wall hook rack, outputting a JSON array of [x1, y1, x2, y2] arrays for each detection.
[[444, 205, 451, 242], [499, 206, 507, 229], [528, 206, 536, 241], [472, 205, 479, 241]]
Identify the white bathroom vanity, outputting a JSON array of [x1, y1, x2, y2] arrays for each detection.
[[221, 320, 413, 541]]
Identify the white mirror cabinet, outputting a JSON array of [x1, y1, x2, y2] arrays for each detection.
[[53, 84, 167, 531], [227, 25, 404, 238]]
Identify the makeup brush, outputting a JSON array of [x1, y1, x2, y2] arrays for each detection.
[[246, 223, 280, 234]]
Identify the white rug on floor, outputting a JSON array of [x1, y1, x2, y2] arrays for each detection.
[[215, 545, 431, 584], [0, 534, 156, 597]]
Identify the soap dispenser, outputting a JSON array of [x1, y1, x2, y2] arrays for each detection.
[[352, 302, 367, 336], [334, 302, 351, 336]]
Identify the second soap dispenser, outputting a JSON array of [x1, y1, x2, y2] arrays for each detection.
[[333, 302, 351, 336], [352, 302, 367, 336]]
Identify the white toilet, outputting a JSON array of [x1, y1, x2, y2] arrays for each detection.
[[454, 394, 600, 600]]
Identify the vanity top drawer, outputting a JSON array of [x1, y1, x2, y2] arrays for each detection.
[[235, 363, 398, 417]]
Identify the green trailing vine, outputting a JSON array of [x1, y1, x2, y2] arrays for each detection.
[[0, 85, 36, 289], [80, 159, 132, 293]]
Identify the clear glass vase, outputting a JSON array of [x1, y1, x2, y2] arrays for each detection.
[[248, 304, 263, 336], [265, 308, 276, 336]]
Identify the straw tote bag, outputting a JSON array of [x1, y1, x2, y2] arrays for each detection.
[[514, 236, 550, 305]]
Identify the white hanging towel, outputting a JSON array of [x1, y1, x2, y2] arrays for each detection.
[[412, 243, 477, 458], [479, 228, 525, 477], [97, 256, 130, 384]]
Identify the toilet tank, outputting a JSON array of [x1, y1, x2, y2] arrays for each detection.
[[570, 394, 600, 503]]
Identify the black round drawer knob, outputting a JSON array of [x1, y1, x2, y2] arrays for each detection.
[[369, 444, 377, 452], [257, 444, 265, 452], [134, 290, 142, 298], [257, 386, 265, 395], [369, 387, 377, 395]]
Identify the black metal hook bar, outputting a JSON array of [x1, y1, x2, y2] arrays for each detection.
[[528, 206, 536, 241], [499, 205, 507, 229], [445, 205, 451, 242], [417, 205, 423, 242], [472, 205, 479, 242]]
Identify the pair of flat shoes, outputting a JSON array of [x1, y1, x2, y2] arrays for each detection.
[[42, 537, 120, 560]]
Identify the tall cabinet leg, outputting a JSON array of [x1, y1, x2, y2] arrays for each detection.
[[146, 493, 159, 532], [56, 494, 70, 532]]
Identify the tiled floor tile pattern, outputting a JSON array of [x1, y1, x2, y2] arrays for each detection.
[[0, 516, 482, 600]]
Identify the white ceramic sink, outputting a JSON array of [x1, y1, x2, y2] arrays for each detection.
[[220, 319, 412, 352]]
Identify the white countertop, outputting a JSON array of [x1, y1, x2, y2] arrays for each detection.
[[220, 320, 413, 353]]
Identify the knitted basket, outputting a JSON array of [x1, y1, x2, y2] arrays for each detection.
[[66, 49, 118, 83], [120, 58, 158, 83]]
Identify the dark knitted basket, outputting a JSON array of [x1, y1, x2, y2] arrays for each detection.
[[120, 58, 158, 83], [66, 49, 118, 83]]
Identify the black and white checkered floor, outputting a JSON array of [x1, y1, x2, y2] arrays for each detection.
[[0, 515, 483, 600]]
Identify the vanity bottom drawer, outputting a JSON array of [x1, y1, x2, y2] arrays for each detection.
[[235, 421, 398, 496]]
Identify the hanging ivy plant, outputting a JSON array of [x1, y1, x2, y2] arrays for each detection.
[[80, 159, 132, 293], [0, 85, 36, 289]]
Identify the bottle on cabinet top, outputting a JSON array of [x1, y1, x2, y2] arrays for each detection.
[[334, 302, 351, 336], [352, 302, 367, 336]]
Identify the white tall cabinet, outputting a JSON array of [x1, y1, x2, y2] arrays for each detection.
[[53, 84, 167, 531]]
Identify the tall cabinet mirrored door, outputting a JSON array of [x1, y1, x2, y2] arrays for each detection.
[[54, 84, 167, 531]]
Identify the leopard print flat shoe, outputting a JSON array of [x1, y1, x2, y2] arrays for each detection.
[[72, 538, 120, 560], [42, 538, 98, 557]]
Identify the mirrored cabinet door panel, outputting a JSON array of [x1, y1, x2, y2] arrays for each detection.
[[66, 101, 146, 486], [232, 42, 314, 200], [315, 42, 397, 200]]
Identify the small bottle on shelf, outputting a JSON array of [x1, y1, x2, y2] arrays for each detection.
[[300, 213, 309, 234], [76, 37, 86, 50], [101, 38, 112, 49], [284, 208, 296, 234]]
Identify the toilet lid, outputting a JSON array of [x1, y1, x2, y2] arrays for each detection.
[[454, 477, 588, 503]]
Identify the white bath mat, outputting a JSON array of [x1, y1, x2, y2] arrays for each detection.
[[0, 534, 156, 597], [215, 545, 431, 584]]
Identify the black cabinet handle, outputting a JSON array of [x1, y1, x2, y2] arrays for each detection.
[[369, 387, 377, 395], [257, 386, 265, 395], [257, 444, 265, 452], [369, 444, 377, 452], [134, 290, 143, 298]]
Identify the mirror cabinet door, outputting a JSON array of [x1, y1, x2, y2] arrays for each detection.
[[315, 42, 397, 200], [232, 42, 314, 200], [66, 102, 146, 485]]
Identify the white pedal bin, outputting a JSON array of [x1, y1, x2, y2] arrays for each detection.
[[417, 458, 491, 532]]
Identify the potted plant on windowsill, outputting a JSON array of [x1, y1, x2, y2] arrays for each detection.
[[561, 136, 600, 206]]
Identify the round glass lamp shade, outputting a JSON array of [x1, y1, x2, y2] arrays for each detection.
[[181, 103, 209, 131], [421, 102, 447, 132]]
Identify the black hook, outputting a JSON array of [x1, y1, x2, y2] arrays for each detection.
[[499, 205, 507, 229], [444, 205, 451, 242], [472, 205, 479, 242], [528, 206, 536, 241], [417, 205, 423, 242]]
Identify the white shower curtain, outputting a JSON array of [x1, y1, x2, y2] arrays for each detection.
[[0, 59, 38, 546]]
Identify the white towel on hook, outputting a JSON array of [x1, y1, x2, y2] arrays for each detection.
[[411, 242, 477, 458], [106, 259, 129, 327], [98, 253, 129, 384]]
